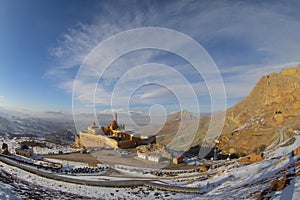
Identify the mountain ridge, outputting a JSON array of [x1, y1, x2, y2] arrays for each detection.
[[156, 64, 300, 156]]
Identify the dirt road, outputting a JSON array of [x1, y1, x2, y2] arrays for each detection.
[[267, 122, 300, 150]]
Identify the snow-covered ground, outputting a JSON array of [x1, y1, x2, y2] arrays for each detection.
[[0, 136, 79, 155], [1, 136, 300, 199], [0, 161, 195, 199], [0, 181, 19, 200], [265, 136, 300, 158], [32, 143, 79, 155]]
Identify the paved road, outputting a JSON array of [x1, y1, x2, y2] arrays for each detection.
[[0, 154, 200, 193]]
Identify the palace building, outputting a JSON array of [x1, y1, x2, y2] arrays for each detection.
[[74, 113, 156, 149]]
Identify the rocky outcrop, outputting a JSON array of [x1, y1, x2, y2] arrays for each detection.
[[292, 146, 300, 157], [1, 142, 9, 155], [226, 64, 300, 128], [238, 153, 264, 163], [157, 65, 300, 156], [198, 165, 209, 172], [218, 65, 300, 155], [167, 110, 196, 122]]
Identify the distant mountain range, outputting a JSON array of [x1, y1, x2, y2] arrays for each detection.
[[0, 111, 76, 143], [0, 107, 167, 140]]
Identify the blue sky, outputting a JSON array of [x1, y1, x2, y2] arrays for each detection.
[[0, 0, 300, 114]]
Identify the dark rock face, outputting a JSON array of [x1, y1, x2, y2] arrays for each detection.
[[2, 142, 8, 149], [1, 142, 9, 155]]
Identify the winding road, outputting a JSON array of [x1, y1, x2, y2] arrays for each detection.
[[267, 122, 300, 150], [0, 154, 201, 193]]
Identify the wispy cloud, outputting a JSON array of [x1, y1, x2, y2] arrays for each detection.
[[47, 0, 300, 112], [221, 62, 300, 105]]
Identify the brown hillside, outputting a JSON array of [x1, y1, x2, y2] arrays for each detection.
[[218, 64, 300, 155], [226, 64, 300, 127], [155, 65, 300, 156], [156, 110, 200, 145]]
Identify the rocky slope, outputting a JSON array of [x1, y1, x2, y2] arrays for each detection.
[[155, 110, 198, 145], [218, 64, 300, 155], [226, 64, 300, 128], [157, 65, 300, 156]]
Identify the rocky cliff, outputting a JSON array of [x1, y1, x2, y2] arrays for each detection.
[[156, 65, 300, 156], [218, 64, 300, 155], [227, 64, 300, 126]]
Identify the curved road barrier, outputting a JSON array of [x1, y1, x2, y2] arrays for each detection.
[[0, 154, 200, 193]]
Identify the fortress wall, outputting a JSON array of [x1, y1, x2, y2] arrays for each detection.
[[80, 132, 103, 142], [143, 136, 156, 145], [78, 128, 156, 149], [80, 132, 112, 148], [80, 133, 101, 148], [74, 135, 82, 148], [131, 135, 156, 146], [103, 137, 119, 148], [118, 140, 134, 148], [80, 139, 103, 148], [131, 136, 143, 146], [79, 132, 133, 148], [120, 132, 131, 140]]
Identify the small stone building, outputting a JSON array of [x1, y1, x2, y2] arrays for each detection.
[[148, 154, 162, 162], [173, 155, 184, 165], [15, 144, 34, 158]]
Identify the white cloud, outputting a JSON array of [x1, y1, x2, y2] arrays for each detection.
[[141, 87, 171, 99], [222, 62, 300, 101], [47, 1, 300, 112]]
